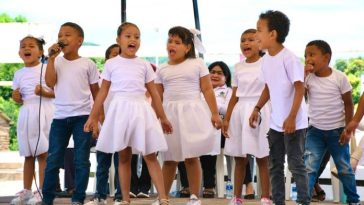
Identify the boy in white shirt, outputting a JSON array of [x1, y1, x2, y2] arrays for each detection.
[[304, 40, 360, 205], [249, 10, 309, 205], [40, 22, 100, 205]]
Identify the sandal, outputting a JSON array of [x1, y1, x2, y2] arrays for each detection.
[[244, 193, 255, 200], [179, 187, 190, 198], [202, 188, 215, 198]]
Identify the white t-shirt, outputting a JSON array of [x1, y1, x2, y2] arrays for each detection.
[[214, 85, 232, 116], [155, 58, 209, 101], [12, 63, 52, 101], [101, 56, 155, 94], [233, 59, 264, 98], [261, 48, 308, 132], [305, 69, 352, 130], [53, 56, 99, 119]]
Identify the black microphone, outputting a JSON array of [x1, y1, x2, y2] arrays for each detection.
[[48, 42, 65, 57]]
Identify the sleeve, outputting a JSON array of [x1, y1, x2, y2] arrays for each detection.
[[100, 61, 111, 81], [12, 71, 20, 90], [145, 62, 156, 83], [154, 67, 163, 84], [284, 53, 304, 84], [197, 58, 209, 77], [88, 60, 100, 84], [339, 71, 352, 94]]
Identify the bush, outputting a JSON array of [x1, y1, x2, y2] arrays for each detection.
[[0, 97, 20, 150]]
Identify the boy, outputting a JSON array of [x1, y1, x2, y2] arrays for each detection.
[[304, 40, 360, 204], [39, 22, 100, 205], [249, 10, 309, 205]]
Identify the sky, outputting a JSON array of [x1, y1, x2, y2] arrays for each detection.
[[1, 0, 364, 65]]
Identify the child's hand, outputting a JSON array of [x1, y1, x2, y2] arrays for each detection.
[[34, 85, 42, 96], [283, 115, 296, 134], [160, 118, 173, 134], [222, 119, 229, 138], [84, 118, 100, 139], [304, 64, 314, 76], [48, 43, 62, 59], [12, 88, 23, 104], [339, 121, 358, 145], [211, 113, 222, 129], [249, 110, 259, 128]]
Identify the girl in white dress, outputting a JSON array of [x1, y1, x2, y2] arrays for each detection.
[[11, 36, 55, 205], [155, 26, 222, 205], [84, 22, 172, 205], [222, 29, 271, 205]]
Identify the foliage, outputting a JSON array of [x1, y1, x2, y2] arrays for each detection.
[[0, 13, 27, 23], [0, 97, 20, 150], [90, 57, 105, 71], [335, 57, 364, 104], [0, 63, 23, 100]]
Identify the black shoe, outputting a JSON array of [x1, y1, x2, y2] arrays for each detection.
[[55, 188, 74, 198]]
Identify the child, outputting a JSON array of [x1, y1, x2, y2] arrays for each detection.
[[249, 10, 309, 205], [304, 40, 360, 204], [155, 26, 222, 205], [10, 36, 54, 205], [223, 29, 271, 205], [85, 44, 122, 205], [84, 22, 172, 205], [40, 22, 100, 205]]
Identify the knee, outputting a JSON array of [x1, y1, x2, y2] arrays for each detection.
[[184, 158, 199, 166], [143, 153, 157, 162]]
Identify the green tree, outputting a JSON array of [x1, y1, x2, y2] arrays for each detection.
[[0, 63, 24, 100], [0, 97, 20, 150], [0, 13, 27, 23]]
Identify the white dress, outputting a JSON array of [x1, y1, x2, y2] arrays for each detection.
[[155, 58, 217, 161], [12, 64, 54, 156], [224, 59, 270, 158], [95, 56, 168, 155]]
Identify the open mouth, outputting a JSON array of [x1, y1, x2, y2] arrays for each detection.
[[128, 44, 136, 49], [168, 49, 176, 55], [24, 52, 32, 57], [243, 47, 252, 52]]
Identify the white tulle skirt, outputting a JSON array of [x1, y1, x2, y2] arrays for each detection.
[[224, 97, 270, 158], [96, 93, 168, 155], [17, 98, 54, 157], [160, 97, 219, 161]]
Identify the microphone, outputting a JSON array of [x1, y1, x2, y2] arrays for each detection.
[[48, 42, 65, 57]]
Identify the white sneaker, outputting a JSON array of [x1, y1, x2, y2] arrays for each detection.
[[10, 189, 33, 205], [228, 197, 243, 205], [84, 198, 107, 205], [260, 197, 272, 205], [186, 194, 201, 205], [151, 199, 169, 205], [26, 191, 42, 205]]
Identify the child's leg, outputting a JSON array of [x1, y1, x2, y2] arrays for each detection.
[[184, 157, 201, 197], [23, 156, 36, 190], [234, 156, 248, 198], [285, 129, 309, 205], [200, 155, 217, 191], [130, 154, 139, 196], [139, 156, 152, 194], [328, 128, 360, 203], [162, 161, 178, 196], [256, 156, 270, 198], [118, 147, 132, 202], [36, 152, 48, 189], [143, 153, 167, 199], [267, 129, 286, 205], [95, 151, 112, 200]]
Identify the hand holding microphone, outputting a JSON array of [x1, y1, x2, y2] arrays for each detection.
[[48, 42, 65, 58]]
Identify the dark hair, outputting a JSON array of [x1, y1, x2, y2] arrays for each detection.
[[208, 61, 231, 87], [259, 10, 290, 43], [117, 22, 139, 36], [20, 36, 45, 52], [105, 44, 121, 60], [306, 40, 332, 63], [168, 26, 196, 59], [61, 22, 84, 38]]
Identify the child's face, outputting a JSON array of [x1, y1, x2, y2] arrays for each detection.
[[58, 26, 83, 55], [108, 47, 120, 59], [256, 19, 272, 50], [304, 45, 330, 74], [209, 65, 226, 88], [240, 32, 260, 59], [18, 37, 42, 67], [116, 25, 140, 58], [167, 35, 191, 64]]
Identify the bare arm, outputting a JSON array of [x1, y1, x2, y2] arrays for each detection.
[[12, 89, 23, 104], [249, 84, 270, 128], [282, 81, 305, 134], [339, 91, 354, 145], [34, 85, 55, 98], [146, 81, 172, 134], [45, 43, 62, 87], [200, 75, 222, 129], [222, 87, 238, 137]]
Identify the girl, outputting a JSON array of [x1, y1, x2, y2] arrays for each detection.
[[222, 29, 271, 205], [155, 26, 221, 205], [11, 36, 55, 205], [84, 22, 172, 205]]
